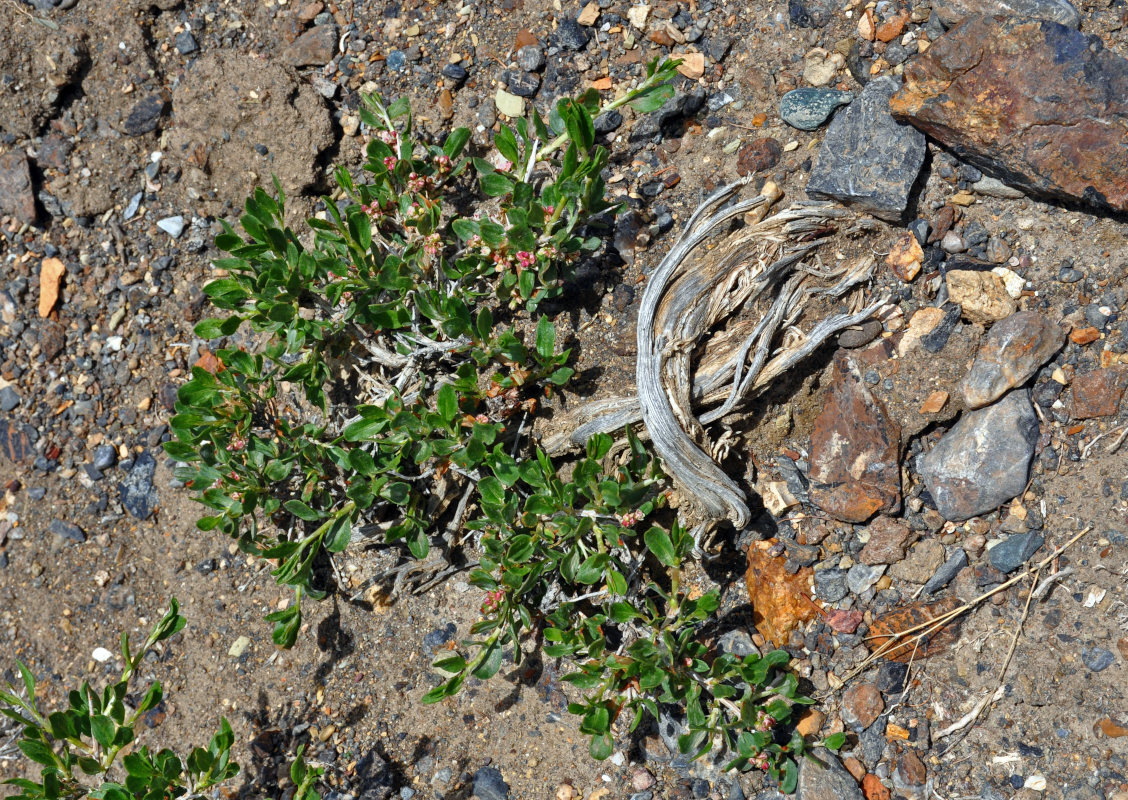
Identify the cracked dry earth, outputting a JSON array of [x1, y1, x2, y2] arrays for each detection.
[[1, 0, 1128, 798]]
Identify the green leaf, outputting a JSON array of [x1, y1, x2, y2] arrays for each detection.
[[494, 125, 520, 165], [480, 173, 514, 197], [436, 383, 458, 423], [283, 499, 321, 522], [91, 715, 116, 749], [323, 515, 352, 553], [822, 732, 847, 750], [534, 316, 555, 361], [470, 642, 503, 680], [137, 682, 163, 713], [16, 661, 36, 701], [432, 655, 467, 674], [452, 217, 480, 242], [443, 127, 471, 158], [589, 732, 613, 760], [264, 603, 301, 649], [608, 602, 639, 623], [629, 82, 676, 114], [644, 526, 678, 568], [17, 739, 56, 767]]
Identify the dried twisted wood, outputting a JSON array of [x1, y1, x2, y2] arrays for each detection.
[[551, 181, 886, 529]]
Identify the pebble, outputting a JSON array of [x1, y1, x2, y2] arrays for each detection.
[[123, 191, 143, 221], [516, 45, 545, 72], [228, 635, 251, 658], [1071, 368, 1128, 419], [92, 647, 114, 663], [946, 270, 1016, 324], [494, 89, 525, 118], [961, 311, 1065, 409], [1081, 646, 1115, 672], [0, 151, 38, 227], [157, 216, 186, 238], [779, 88, 852, 131], [283, 24, 339, 67], [847, 563, 885, 594], [49, 518, 86, 543], [442, 63, 467, 84], [594, 110, 623, 134], [922, 548, 968, 594], [876, 661, 908, 694], [919, 389, 1038, 521], [717, 629, 759, 658], [890, 539, 945, 584], [122, 94, 169, 136], [838, 320, 883, 349], [387, 50, 407, 72], [987, 532, 1044, 574], [940, 230, 966, 254], [119, 450, 159, 520], [932, 0, 1080, 30], [814, 568, 849, 603], [1058, 265, 1084, 283], [174, 32, 199, 55], [860, 518, 911, 565], [473, 767, 510, 800], [806, 76, 927, 221], [555, 18, 590, 50], [797, 748, 866, 800], [789, 0, 835, 28], [504, 71, 540, 98], [842, 684, 885, 730], [920, 303, 962, 353], [0, 387, 20, 412]]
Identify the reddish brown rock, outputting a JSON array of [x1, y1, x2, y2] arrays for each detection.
[[745, 540, 817, 649], [862, 774, 891, 800], [735, 137, 781, 177], [890, 16, 1128, 213], [1071, 368, 1127, 419], [0, 151, 37, 226], [841, 683, 885, 730], [868, 597, 963, 663], [808, 352, 902, 523], [860, 517, 911, 565], [283, 23, 339, 67], [894, 750, 928, 795]]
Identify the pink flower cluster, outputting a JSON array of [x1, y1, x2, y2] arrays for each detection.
[[423, 232, 442, 257], [481, 589, 505, 613], [360, 202, 384, 222], [515, 251, 535, 269], [616, 509, 645, 527], [753, 709, 777, 732], [227, 435, 247, 453]]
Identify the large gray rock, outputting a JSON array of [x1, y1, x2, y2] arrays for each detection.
[[933, 0, 1080, 28], [806, 76, 926, 221], [960, 311, 1064, 408], [797, 749, 865, 800], [918, 389, 1039, 521]]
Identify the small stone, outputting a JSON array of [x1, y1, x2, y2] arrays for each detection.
[[946, 270, 1016, 324], [890, 539, 945, 584], [796, 708, 826, 737], [442, 63, 468, 84], [494, 89, 525, 118], [174, 31, 199, 55], [862, 774, 891, 800], [875, 11, 908, 42], [986, 237, 1012, 264], [973, 176, 1026, 199], [0, 151, 38, 226], [735, 137, 781, 176], [49, 518, 86, 543], [789, 0, 835, 28], [283, 24, 338, 67], [1071, 369, 1127, 419], [806, 76, 926, 221], [594, 110, 623, 134], [1081, 646, 1115, 673], [847, 563, 885, 595], [940, 230, 966, 254], [386, 50, 407, 72], [842, 684, 885, 730], [473, 767, 510, 800], [894, 750, 927, 795], [961, 311, 1065, 409], [814, 568, 849, 603], [922, 548, 967, 594], [504, 71, 540, 98], [798, 749, 866, 800], [228, 636, 251, 658], [717, 630, 759, 658], [676, 52, 706, 80], [92, 647, 114, 663], [119, 450, 159, 520], [932, 0, 1079, 29], [839, 320, 883, 349], [156, 216, 186, 238], [876, 661, 908, 694], [988, 532, 1044, 574], [630, 769, 656, 792], [0, 387, 20, 412], [919, 391, 949, 414], [808, 352, 901, 523], [556, 18, 590, 50], [886, 230, 923, 281], [1058, 265, 1084, 283], [780, 88, 852, 131], [122, 94, 169, 136], [860, 518, 911, 565], [803, 55, 838, 87], [920, 304, 962, 354], [515, 45, 545, 72], [576, 0, 600, 25]]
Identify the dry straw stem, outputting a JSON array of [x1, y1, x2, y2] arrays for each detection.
[[841, 525, 1092, 684]]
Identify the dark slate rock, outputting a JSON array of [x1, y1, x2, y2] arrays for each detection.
[[504, 70, 540, 98], [0, 419, 37, 463], [442, 63, 468, 84], [0, 386, 20, 412], [1081, 646, 1115, 672], [594, 110, 623, 134], [118, 451, 159, 520], [174, 32, 199, 55], [122, 94, 169, 136], [960, 311, 1065, 409], [920, 303, 962, 353], [555, 18, 590, 50], [49, 519, 86, 543], [472, 767, 510, 800], [988, 532, 1044, 574], [806, 76, 926, 221], [814, 568, 849, 603], [876, 661, 908, 694], [932, 0, 1080, 29], [717, 630, 759, 658], [797, 748, 865, 800], [779, 88, 852, 131], [423, 622, 456, 650], [923, 548, 968, 594], [788, 0, 835, 28], [918, 389, 1039, 521]]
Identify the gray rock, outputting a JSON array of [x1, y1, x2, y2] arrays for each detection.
[[441, 63, 467, 83], [814, 567, 849, 603], [0, 151, 37, 226], [555, 18, 590, 50], [0, 386, 20, 412], [504, 70, 540, 98], [123, 191, 143, 221], [49, 519, 86, 543], [797, 748, 865, 800], [92, 445, 117, 471], [918, 389, 1039, 521], [119, 451, 159, 520], [788, 0, 835, 27], [472, 767, 509, 800], [875, 661, 908, 694], [717, 630, 759, 658], [122, 94, 169, 136], [515, 45, 545, 72], [1081, 646, 1115, 672], [932, 0, 1079, 29], [594, 110, 623, 134], [847, 563, 885, 595], [386, 50, 407, 72], [806, 76, 926, 221], [283, 24, 339, 67], [920, 303, 962, 353], [922, 548, 968, 594], [889, 539, 945, 584], [973, 176, 1025, 199], [174, 32, 199, 55], [780, 88, 852, 131], [961, 311, 1064, 409], [988, 532, 1044, 574], [156, 216, 186, 238]]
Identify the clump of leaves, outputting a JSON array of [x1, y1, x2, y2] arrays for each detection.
[[165, 58, 684, 646], [0, 600, 241, 800]]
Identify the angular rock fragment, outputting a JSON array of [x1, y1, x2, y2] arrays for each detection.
[[0, 151, 37, 226], [932, 0, 1080, 28], [806, 76, 926, 221], [1071, 368, 1128, 419], [960, 311, 1064, 408], [945, 271, 1015, 324], [809, 352, 902, 523], [798, 749, 866, 800], [868, 596, 963, 662], [283, 24, 339, 67], [891, 17, 1128, 213], [918, 389, 1038, 521]]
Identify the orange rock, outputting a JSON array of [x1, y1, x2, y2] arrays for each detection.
[[885, 722, 910, 740], [1070, 326, 1101, 344], [648, 29, 675, 46], [1098, 717, 1128, 737], [591, 76, 612, 90], [577, 1, 600, 26], [875, 11, 908, 42], [862, 774, 892, 800], [886, 231, 923, 281], [437, 89, 454, 120], [843, 756, 866, 781], [857, 8, 875, 41], [867, 596, 963, 662], [39, 257, 65, 318], [919, 390, 948, 414], [514, 29, 539, 49], [795, 708, 825, 737], [195, 349, 224, 375], [745, 540, 817, 648], [751, 112, 767, 127]]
